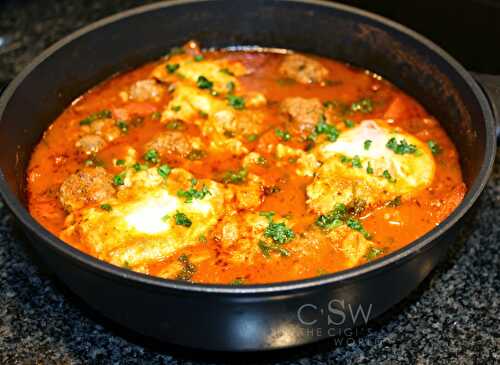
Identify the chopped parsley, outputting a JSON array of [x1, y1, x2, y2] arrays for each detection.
[[132, 162, 148, 172], [346, 218, 371, 239], [315, 114, 340, 142], [351, 155, 362, 168], [220, 68, 234, 76], [366, 162, 374, 174], [364, 246, 385, 260], [275, 128, 291, 142], [113, 173, 126, 186], [79, 109, 112, 125], [350, 98, 373, 113], [174, 211, 192, 227], [166, 63, 180, 74], [258, 240, 290, 258], [316, 203, 372, 239], [316, 203, 348, 229], [387, 195, 402, 207], [144, 149, 160, 164], [264, 221, 295, 244], [198, 234, 207, 243], [259, 211, 276, 221], [116, 120, 128, 133], [166, 119, 185, 130], [171, 105, 181, 112], [231, 278, 246, 285], [100, 204, 112, 211], [226, 81, 235, 93], [386, 137, 417, 155], [151, 111, 161, 120], [115, 159, 125, 166], [177, 178, 211, 203], [227, 94, 245, 109], [222, 167, 248, 184], [196, 75, 213, 89], [427, 140, 442, 155], [194, 54, 204, 62], [176, 254, 196, 281], [246, 134, 258, 142], [382, 169, 396, 183], [186, 149, 206, 161], [344, 119, 355, 128], [364, 139, 372, 150], [157, 164, 172, 178]]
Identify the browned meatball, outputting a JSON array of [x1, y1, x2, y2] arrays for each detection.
[[279, 54, 329, 84], [280, 97, 324, 133], [129, 79, 164, 101], [59, 167, 115, 211], [212, 109, 263, 136], [89, 118, 121, 142], [144, 131, 192, 157], [75, 135, 106, 154]]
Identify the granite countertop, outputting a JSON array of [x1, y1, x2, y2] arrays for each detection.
[[0, 1, 499, 364]]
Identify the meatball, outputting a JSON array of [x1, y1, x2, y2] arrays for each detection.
[[59, 167, 115, 211], [212, 109, 263, 136], [75, 135, 106, 154], [279, 54, 329, 84], [144, 131, 192, 157], [280, 97, 323, 133], [129, 79, 164, 101], [89, 118, 121, 142]]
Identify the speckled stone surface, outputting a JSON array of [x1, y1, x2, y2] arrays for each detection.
[[0, 1, 499, 364]]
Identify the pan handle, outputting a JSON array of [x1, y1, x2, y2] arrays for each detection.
[[471, 72, 500, 142]]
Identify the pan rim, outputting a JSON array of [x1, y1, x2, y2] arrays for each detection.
[[0, 0, 496, 295]]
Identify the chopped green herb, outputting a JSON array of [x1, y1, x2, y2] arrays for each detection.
[[166, 63, 180, 74], [315, 114, 340, 142], [364, 139, 372, 150], [166, 119, 185, 130], [226, 81, 235, 93], [171, 105, 182, 112], [174, 211, 192, 227], [177, 178, 211, 203], [340, 155, 352, 164], [176, 254, 196, 281], [344, 119, 355, 128], [100, 204, 112, 211], [144, 149, 160, 164], [222, 167, 248, 184], [115, 159, 125, 166], [387, 195, 401, 207], [366, 162, 374, 174], [256, 156, 268, 166], [79, 109, 112, 125], [246, 134, 258, 142], [264, 221, 295, 244], [198, 110, 208, 118], [116, 120, 128, 133], [258, 240, 290, 258], [220, 68, 235, 76], [427, 140, 442, 155], [231, 278, 245, 285], [158, 164, 172, 178], [350, 98, 373, 113], [161, 214, 170, 222], [346, 218, 371, 239], [186, 149, 206, 161], [227, 94, 245, 109], [259, 211, 276, 221], [364, 246, 385, 260], [352, 155, 362, 168], [316, 203, 348, 229], [198, 234, 207, 243], [113, 173, 126, 186], [194, 54, 204, 62], [132, 162, 148, 172], [275, 128, 292, 142], [196, 75, 213, 89], [386, 137, 417, 155], [382, 169, 396, 183], [151, 111, 162, 120]]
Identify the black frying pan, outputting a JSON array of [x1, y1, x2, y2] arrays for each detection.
[[0, 0, 497, 352]]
